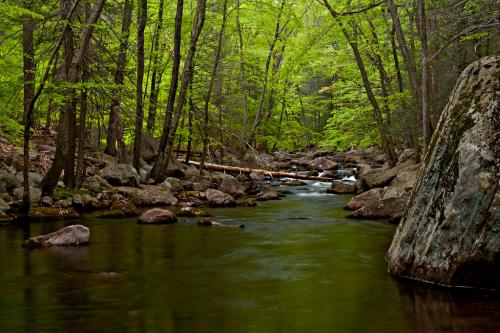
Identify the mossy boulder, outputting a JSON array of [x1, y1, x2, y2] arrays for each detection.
[[387, 56, 500, 290]]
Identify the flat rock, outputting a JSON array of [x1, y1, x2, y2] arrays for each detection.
[[23, 225, 89, 248], [138, 208, 177, 224]]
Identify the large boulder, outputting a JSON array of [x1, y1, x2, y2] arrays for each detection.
[[118, 186, 178, 207], [205, 189, 236, 207], [100, 164, 139, 187], [23, 225, 89, 248], [138, 208, 177, 224], [387, 57, 500, 290]]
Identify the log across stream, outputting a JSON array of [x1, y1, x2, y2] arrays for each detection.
[[186, 160, 336, 182]]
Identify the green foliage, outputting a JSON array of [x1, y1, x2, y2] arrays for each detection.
[[0, 115, 23, 146]]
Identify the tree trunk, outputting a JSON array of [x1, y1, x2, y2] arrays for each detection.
[[146, 0, 165, 132], [322, 0, 397, 167], [199, 0, 228, 174], [236, 0, 249, 141], [248, 0, 285, 147], [41, 0, 106, 196], [105, 0, 132, 159], [151, 0, 206, 182], [20, 11, 36, 212], [150, 0, 184, 181], [418, 0, 432, 152], [133, 0, 147, 172]]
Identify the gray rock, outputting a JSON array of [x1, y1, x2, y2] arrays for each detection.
[[163, 177, 183, 192], [138, 208, 177, 224], [0, 169, 20, 193], [307, 157, 338, 171], [13, 186, 41, 202], [257, 186, 281, 201], [54, 199, 72, 208], [359, 162, 419, 190], [15, 172, 43, 187], [282, 179, 306, 186], [383, 171, 418, 199], [118, 186, 178, 207], [72, 194, 83, 209], [0, 197, 9, 211], [350, 195, 409, 221], [40, 196, 53, 207], [345, 188, 384, 211], [100, 164, 140, 187], [23, 225, 89, 248], [327, 180, 357, 194], [205, 189, 236, 207], [387, 56, 500, 289], [82, 175, 112, 192], [218, 175, 245, 197]]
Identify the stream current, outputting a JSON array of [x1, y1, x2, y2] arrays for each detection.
[[1, 180, 499, 332]]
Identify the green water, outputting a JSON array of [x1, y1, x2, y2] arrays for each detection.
[[0, 182, 498, 333]]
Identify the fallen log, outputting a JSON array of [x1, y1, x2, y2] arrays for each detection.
[[186, 160, 335, 182]]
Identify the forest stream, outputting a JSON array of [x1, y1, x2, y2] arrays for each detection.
[[1, 180, 498, 333]]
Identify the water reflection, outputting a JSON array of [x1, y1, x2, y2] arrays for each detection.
[[397, 282, 500, 333]]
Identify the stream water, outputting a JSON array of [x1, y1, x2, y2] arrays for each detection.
[[0, 181, 499, 333]]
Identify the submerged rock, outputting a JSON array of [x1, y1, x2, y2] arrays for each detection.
[[387, 56, 500, 290], [23, 225, 89, 248], [197, 218, 244, 228], [138, 208, 177, 224], [177, 207, 210, 218]]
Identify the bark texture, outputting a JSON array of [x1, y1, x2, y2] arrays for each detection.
[[387, 56, 500, 290]]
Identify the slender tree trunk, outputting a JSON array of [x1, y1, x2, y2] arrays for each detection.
[[105, 0, 133, 159], [41, 0, 106, 196], [235, 0, 249, 141], [151, 0, 184, 181], [152, 0, 206, 182], [200, 0, 228, 174], [418, 0, 432, 151], [20, 11, 35, 212], [322, 0, 397, 167], [75, 3, 92, 188], [133, 0, 147, 172], [146, 0, 165, 132], [248, 0, 285, 147], [60, 0, 76, 188], [167, 0, 207, 156]]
